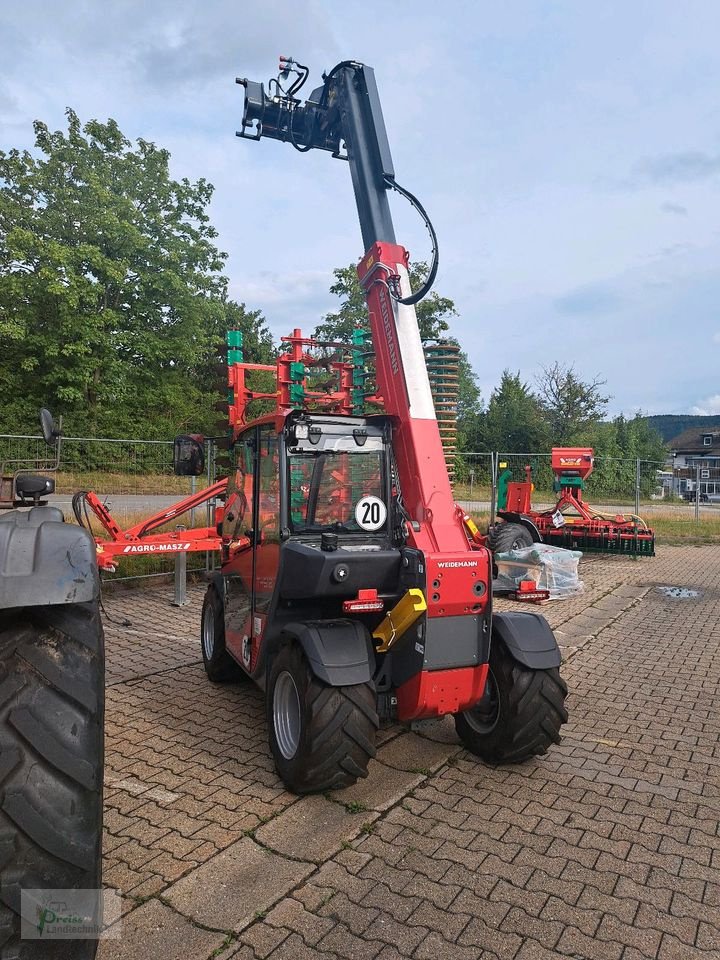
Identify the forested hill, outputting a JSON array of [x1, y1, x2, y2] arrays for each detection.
[[645, 415, 720, 442]]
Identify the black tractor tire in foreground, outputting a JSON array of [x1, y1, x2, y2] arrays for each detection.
[[488, 521, 534, 553], [455, 636, 567, 763], [0, 601, 104, 959], [201, 585, 246, 682], [267, 641, 378, 794]]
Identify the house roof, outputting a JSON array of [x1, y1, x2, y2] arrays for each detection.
[[669, 427, 720, 453]]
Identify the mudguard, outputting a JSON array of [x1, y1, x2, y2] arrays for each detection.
[[282, 619, 374, 686], [0, 507, 99, 609], [492, 611, 562, 670]]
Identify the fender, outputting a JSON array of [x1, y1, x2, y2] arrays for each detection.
[[0, 507, 99, 609], [496, 512, 542, 543], [282, 619, 374, 686], [492, 611, 562, 670]]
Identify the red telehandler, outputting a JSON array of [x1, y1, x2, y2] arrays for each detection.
[[197, 56, 568, 792]]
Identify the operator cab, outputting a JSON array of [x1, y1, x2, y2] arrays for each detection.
[[283, 412, 394, 547], [220, 411, 404, 679]]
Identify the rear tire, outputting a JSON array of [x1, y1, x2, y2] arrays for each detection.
[[488, 521, 534, 553], [0, 601, 104, 959], [455, 637, 567, 763], [267, 642, 378, 794], [201, 585, 245, 682]]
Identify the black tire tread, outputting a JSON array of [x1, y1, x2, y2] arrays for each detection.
[[201, 586, 245, 683], [455, 637, 567, 764], [268, 643, 378, 794], [0, 601, 104, 959], [488, 521, 535, 554]]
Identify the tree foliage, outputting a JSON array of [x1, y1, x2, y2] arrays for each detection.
[[317, 261, 481, 448], [535, 362, 610, 446], [0, 109, 240, 438], [477, 370, 547, 453], [314, 261, 456, 342]]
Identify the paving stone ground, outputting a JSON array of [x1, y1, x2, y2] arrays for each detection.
[[98, 545, 720, 959]]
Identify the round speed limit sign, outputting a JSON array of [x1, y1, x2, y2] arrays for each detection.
[[355, 495, 387, 531]]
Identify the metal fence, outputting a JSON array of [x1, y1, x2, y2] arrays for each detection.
[[453, 452, 717, 525], [0, 432, 219, 584], [1, 432, 716, 586]]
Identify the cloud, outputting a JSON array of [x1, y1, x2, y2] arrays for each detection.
[[691, 395, 720, 416], [554, 283, 623, 316], [660, 201, 687, 215], [634, 151, 720, 184], [714, 332, 720, 344], [132, 0, 336, 87]]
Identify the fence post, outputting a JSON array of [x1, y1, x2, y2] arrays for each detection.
[[172, 524, 189, 606], [190, 475, 196, 527], [635, 459, 641, 517], [695, 464, 701, 522], [489, 452, 498, 528]]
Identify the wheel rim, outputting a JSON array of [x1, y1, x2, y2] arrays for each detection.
[[273, 670, 301, 760], [463, 670, 500, 734], [202, 603, 215, 660]]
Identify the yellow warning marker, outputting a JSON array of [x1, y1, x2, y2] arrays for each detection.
[[373, 589, 427, 653]]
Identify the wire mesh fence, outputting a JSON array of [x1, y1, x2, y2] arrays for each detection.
[[1, 431, 717, 585], [0, 433, 218, 584]]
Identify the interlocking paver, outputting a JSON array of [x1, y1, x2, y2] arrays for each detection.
[[100, 546, 720, 957]]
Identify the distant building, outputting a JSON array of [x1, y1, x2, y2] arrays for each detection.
[[669, 428, 720, 498]]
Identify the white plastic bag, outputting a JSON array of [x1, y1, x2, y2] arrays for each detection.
[[495, 542, 583, 600]]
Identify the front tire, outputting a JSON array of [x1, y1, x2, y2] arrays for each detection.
[[0, 601, 104, 959], [200, 585, 245, 682], [455, 637, 567, 763], [267, 642, 378, 794]]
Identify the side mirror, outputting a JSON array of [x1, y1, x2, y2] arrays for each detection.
[[173, 434, 205, 477], [40, 408, 60, 447]]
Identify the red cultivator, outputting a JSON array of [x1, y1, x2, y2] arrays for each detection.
[[493, 447, 655, 557]]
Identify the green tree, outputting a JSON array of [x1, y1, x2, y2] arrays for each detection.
[[455, 345, 483, 452], [315, 261, 482, 445], [535, 362, 610, 446], [480, 370, 547, 453], [0, 109, 229, 438], [314, 261, 455, 342]]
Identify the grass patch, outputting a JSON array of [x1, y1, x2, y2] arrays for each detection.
[[647, 514, 720, 545], [55, 469, 209, 497]]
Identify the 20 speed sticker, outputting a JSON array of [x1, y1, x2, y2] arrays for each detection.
[[354, 495, 387, 531]]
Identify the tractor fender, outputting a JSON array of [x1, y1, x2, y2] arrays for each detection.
[[492, 611, 562, 670], [0, 507, 100, 609], [496, 512, 542, 543], [281, 619, 374, 686]]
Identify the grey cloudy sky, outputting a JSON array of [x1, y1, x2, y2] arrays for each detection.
[[2, 0, 719, 416]]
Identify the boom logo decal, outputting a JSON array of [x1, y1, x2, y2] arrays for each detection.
[[377, 288, 400, 376], [123, 543, 191, 554], [437, 560, 478, 569]]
